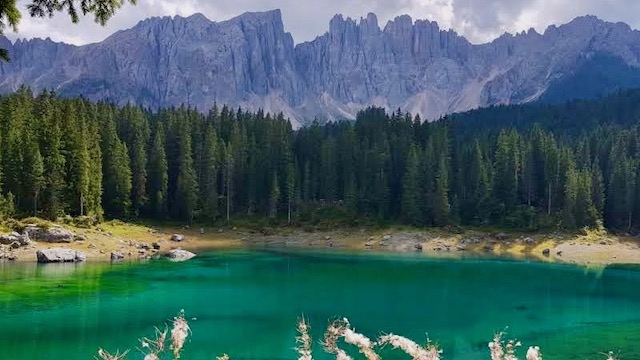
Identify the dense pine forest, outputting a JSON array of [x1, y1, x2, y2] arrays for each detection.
[[1, 87, 640, 233]]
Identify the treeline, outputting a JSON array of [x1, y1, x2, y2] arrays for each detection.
[[1, 87, 640, 233]]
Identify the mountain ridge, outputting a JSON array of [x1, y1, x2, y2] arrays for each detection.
[[3, 10, 640, 126]]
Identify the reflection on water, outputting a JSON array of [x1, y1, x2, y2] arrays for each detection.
[[0, 250, 639, 360]]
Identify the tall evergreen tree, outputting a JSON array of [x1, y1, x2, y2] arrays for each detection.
[[83, 102, 104, 218], [433, 154, 450, 226], [23, 135, 44, 215], [61, 101, 90, 215], [100, 107, 132, 218], [223, 141, 234, 224], [37, 92, 66, 218], [493, 130, 521, 220], [401, 143, 422, 225], [174, 119, 198, 222], [147, 122, 168, 218], [269, 171, 280, 219], [118, 105, 149, 216], [199, 124, 219, 223]]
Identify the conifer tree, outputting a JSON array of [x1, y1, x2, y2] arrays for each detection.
[[493, 130, 520, 219], [286, 155, 295, 225], [100, 106, 132, 218], [37, 92, 66, 218], [433, 154, 450, 226], [574, 170, 598, 228], [591, 160, 605, 219], [175, 119, 198, 223], [222, 141, 234, 224], [61, 101, 90, 215], [23, 135, 44, 215], [269, 171, 280, 219], [199, 123, 219, 223], [562, 159, 578, 229], [462, 140, 490, 224], [607, 154, 636, 231], [147, 122, 168, 218], [402, 143, 422, 225], [320, 137, 338, 201], [118, 105, 149, 216], [83, 102, 104, 219]]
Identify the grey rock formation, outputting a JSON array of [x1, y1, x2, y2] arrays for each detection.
[[171, 234, 185, 242], [3, 12, 640, 125], [0, 233, 17, 245], [110, 251, 125, 262], [25, 226, 74, 243], [36, 248, 86, 263], [166, 249, 196, 261], [0, 231, 31, 246]]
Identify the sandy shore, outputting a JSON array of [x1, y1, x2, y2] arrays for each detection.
[[242, 229, 640, 266], [2, 222, 640, 267]]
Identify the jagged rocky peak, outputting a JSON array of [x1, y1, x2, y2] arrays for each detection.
[[383, 14, 414, 33], [232, 9, 285, 26], [2, 11, 640, 126]]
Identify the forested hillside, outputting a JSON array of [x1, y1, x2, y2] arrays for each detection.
[[1, 87, 640, 233]]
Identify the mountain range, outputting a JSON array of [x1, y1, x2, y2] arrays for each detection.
[[2, 10, 640, 127]]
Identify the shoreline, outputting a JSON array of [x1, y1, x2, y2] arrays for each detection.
[[2, 222, 640, 267]]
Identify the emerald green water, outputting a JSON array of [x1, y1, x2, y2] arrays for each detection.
[[1, 250, 640, 360]]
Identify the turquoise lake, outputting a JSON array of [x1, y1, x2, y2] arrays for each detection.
[[1, 250, 640, 360]]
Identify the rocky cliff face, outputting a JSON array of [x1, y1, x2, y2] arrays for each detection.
[[2, 11, 640, 126]]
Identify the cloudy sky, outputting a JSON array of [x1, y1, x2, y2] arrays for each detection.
[[4, 0, 640, 45]]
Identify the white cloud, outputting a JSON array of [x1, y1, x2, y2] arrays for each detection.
[[4, 0, 640, 45]]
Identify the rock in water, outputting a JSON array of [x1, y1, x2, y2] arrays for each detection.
[[171, 234, 185, 242], [110, 252, 125, 262], [36, 249, 86, 263], [166, 249, 196, 261]]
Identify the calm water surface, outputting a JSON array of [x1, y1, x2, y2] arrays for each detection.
[[1, 250, 640, 360]]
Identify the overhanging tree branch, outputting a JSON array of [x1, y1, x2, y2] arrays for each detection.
[[0, 0, 136, 61]]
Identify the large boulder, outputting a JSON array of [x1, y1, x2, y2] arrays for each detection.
[[41, 227, 75, 243], [0, 231, 31, 247], [24, 226, 41, 239], [166, 249, 196, 261], [110, 251, 125, 262], [36, 249, 86, 263], [15, 232, 31, 246], [0, 232, 18, 245], [26, 226, 74, 243], [171, 234, 185, 242]]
